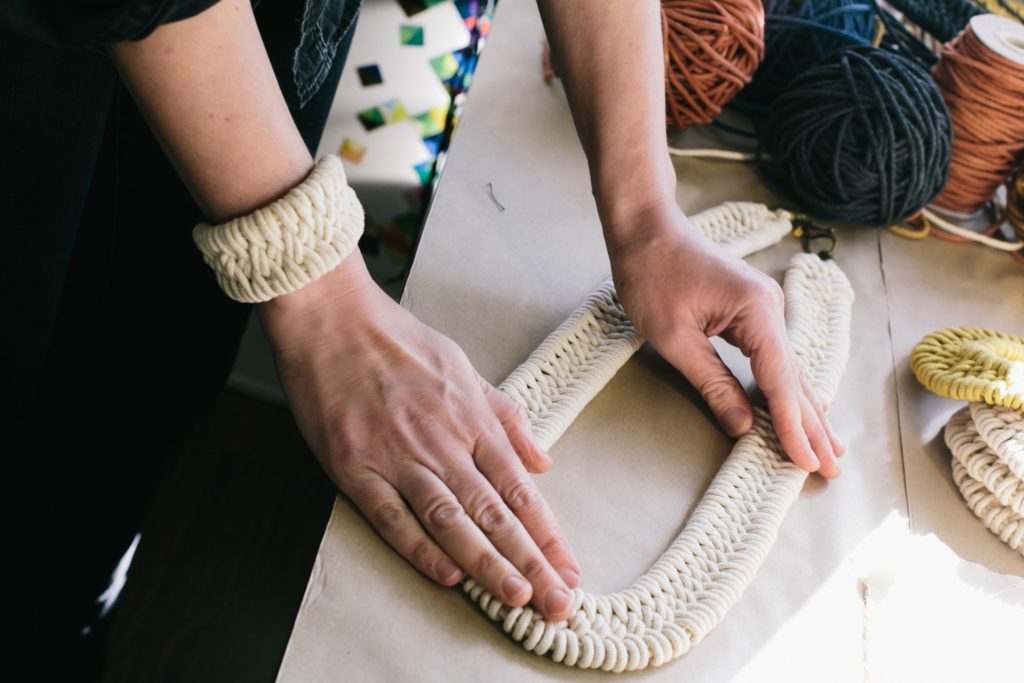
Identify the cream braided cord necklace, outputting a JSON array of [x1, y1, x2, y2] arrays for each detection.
[[462, 202, 856, 672]]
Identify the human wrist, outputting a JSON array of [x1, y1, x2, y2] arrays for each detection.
[[593, 153, 679, 251], [256, 247, 376, 329]]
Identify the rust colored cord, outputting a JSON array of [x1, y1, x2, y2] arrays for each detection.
[[1009, 165, 1024, 241], [930, 20, 1024, 215], [661, 0, 764, 128], [1009, 166, 1024, 264]]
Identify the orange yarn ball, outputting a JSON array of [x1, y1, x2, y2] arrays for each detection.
[[661, 0, 765, 128]]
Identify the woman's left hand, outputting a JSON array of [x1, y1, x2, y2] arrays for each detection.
[[604, 196, 844, 479]]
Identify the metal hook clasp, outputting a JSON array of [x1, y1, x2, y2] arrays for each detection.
[[791, 214, 836, 261]]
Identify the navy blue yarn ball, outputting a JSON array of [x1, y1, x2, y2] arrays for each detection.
[[760, 45, 952, 226], [741, 0, 876, 106]]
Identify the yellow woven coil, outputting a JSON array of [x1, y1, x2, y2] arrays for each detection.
[[911, 327, 1024, 410]]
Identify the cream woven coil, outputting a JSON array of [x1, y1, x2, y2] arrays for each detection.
[[192, 154, 364, 303], [464, 202, 855, 672], [945, 405, 1024, 555]]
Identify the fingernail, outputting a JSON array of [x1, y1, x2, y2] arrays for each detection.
[[436, 559, 460, 583], [502, 575, 530, 601], [722, 407, 750, 437], [545, 587, 571, 616], [558, 566, 580, 588]]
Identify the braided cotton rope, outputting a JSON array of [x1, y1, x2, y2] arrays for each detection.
[[972, 402, 1024, 480], [947, 407, 1024, 555], [192, 154, 364, 303], [460, 202, 855, 672], [946, 407, 1024, 516], [913, 327, 1024, 556]]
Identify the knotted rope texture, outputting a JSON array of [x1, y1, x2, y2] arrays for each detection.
[[192, 154, 364, 303], [463, 202, 855, 672], [912, 327, 1024, 556]]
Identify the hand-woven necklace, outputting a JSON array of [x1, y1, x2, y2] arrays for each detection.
[[457, 202, 855, 672]]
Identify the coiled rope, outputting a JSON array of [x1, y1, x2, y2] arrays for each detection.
[[912, 327, 1024, 556], [930, 16, 1024, 216], [460, 202, 855, 671], [884, 0, 985, 42], [759, 45, 952, 226], [661, 0, 765, 128]]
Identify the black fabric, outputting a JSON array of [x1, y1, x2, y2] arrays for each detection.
[[0, 0, 224, 50], [0, 0, 359, 109], [2, 0, 358, 677]]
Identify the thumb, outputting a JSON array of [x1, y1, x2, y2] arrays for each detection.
[[476, 373, 552, 473], [662, 332, 753, 438]]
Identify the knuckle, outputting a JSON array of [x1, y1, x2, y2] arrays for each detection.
[[410, 537, 434, 564], [423, 495, 465, 529], [475, 550, 500, 575], [774, 419, 802, 444], [407, 406, 442, 437], [753, 278, 784, 310], [507, 399, 530, 428], [538, 535, 567, 561], [504, 478, 540, 515], [478, 416, 507, 441], [521, 555, 547, 580], [371, 500, 407, 533], [697, 375, 737, 403], [476, 500, 516, 536]]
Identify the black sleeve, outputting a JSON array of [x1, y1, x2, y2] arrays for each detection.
[[0, 0, 226, 49]]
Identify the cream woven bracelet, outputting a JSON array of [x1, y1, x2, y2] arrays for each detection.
[[192, 154, 364, 303]]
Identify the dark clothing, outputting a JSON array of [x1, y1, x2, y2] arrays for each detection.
[[1, 0, 358, 678], [0, 0, 362, 108]]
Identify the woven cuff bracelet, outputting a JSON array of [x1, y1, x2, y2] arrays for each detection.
[[192, 153, 364, 303]]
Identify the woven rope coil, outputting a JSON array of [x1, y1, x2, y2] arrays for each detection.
[[910, 327, 1024, 410], [464, 202, 855, 671], [192, 154, 364, 303], [971, 402, 1024, 480], [946, 407, 1024, 516], [947, 406, 1024, 555], [913, 326, 1024, 556]]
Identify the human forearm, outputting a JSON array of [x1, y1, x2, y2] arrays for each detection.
[[105, 0, 311, 224], [536, 1, 843, 476], [535, 0, 676, 248], [106, 0, 583, 616]]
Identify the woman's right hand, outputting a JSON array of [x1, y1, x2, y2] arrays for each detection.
[[256, 253, 581, 621]]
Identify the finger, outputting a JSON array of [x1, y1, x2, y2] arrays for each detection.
[[746, 330, 821, 473], [791, 368, 840, 474], [342, 469, 465, 586], [660, 331, 754, 438], [798, 371, 845, 459], [473, 420, 582, 588], [477, 374, 552, 473], [443, 448, 576, 622], [798, 391, 840, 479], [395, 461, 540, 612]]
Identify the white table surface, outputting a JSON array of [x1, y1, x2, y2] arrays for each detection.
[[277, 3, 1024, 681]]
